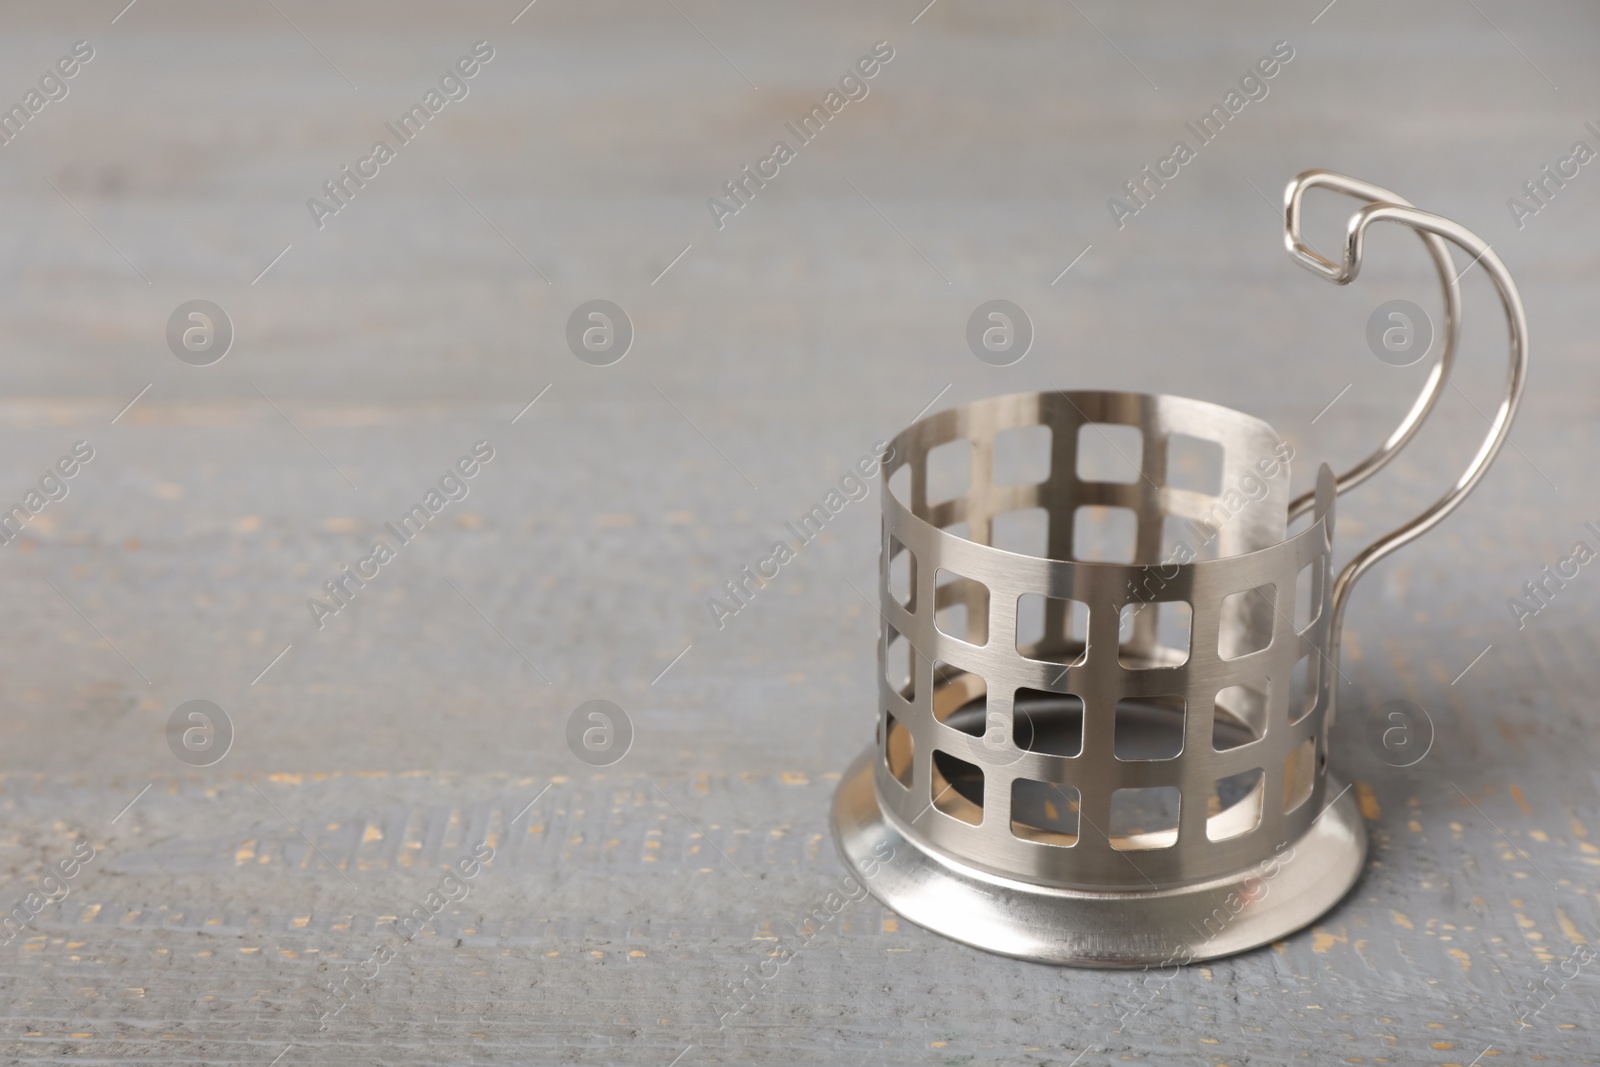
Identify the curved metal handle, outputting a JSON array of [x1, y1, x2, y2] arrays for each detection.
[[1281, 169, 1528, 653], [1284, 172, 1462, 518]]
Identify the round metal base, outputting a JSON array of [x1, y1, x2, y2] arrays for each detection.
[[831, 748, 1367, 967]]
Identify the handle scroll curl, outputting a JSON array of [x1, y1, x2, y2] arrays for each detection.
[[1281, 169, 1529, 659]]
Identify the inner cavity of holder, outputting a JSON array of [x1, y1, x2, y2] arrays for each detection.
[[916, 668, 1274, 848], [886, 393, 1293, 567]]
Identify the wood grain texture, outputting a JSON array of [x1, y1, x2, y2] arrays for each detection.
[[0, 0, 1597, 1063]]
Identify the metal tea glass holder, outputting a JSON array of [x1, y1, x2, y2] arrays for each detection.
[[832, 171, 1528, 966]]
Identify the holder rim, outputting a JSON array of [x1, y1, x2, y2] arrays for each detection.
[[831, 746, 1366, 968]]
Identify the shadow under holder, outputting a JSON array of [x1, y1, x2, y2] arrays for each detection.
[[831, 170, 1529, 967]]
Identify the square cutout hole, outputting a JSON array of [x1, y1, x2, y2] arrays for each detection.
[[1288, 651, 1319, 723], [931, 656, 966, 690], [1017, 594, 1088, 665], [926, 439, 971, 505], [1077, 423, 1143, 484], [1282, 738, 1315, 812], [1011, 779, 1079, 846], [884, 624, 914, 702], [992, 507, 1048, 558], [1207, 768, 1264, 841], [1012, 689, 1083, 757], [1167, 433, 1224, 495], [1118, 600, 1191, 667], [1213, 683, 1268, 751], [931, 750, 984, 825], [934, 569, 989, 646], [1162, 513, 1220, 563], [1218, 584, 1277, 659], [887, 535, 916, 610], [1114, 696, 1185, 760], [1109, 786, 1180, 850], [1294, 561, 1322, 634], [993, 424, 1052, 487], [930, 661, 985, 738], [883, 711, 913, 789], [1073, 505, 1138, 563]]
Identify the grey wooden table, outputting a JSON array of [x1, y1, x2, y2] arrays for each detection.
[[0, 1, 1597, 1063]]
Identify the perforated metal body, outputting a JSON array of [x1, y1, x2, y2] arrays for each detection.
[[875, 391, 1336, 891]]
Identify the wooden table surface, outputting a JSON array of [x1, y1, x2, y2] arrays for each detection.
[[0, 1, 1597, 1063]]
